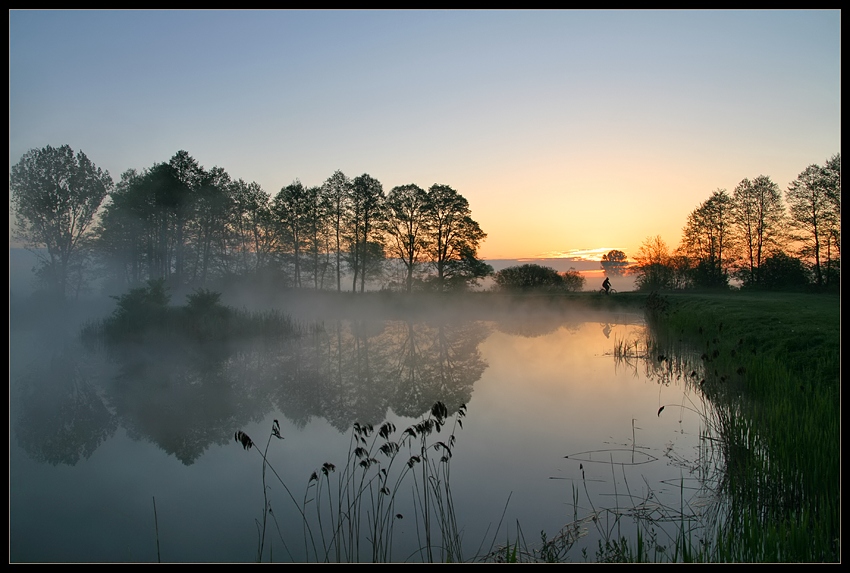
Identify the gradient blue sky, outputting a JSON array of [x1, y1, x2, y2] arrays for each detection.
[[9, 10, 840, 260]]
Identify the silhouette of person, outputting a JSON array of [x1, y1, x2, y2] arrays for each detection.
[[602, 277, 611, 293]]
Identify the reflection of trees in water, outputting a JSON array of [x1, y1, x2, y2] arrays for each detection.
[[494, 312, 582, 338], [15, 343, 118, 466], [273, 320, 490, 432], [105, 339, 276, 465], [389, 320, 490, 419], [15, 319, 491, 465]]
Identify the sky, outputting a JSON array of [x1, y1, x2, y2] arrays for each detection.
[[8, 10, 841, 262]]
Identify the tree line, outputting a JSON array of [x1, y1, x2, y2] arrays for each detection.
[[10, 147, 492, 299], [601, 154, 840, 291]]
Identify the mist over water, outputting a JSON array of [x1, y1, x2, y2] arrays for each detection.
[[10, 290, 717, 562]]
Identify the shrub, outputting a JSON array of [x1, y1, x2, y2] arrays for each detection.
[[494, 264, 582, 292]]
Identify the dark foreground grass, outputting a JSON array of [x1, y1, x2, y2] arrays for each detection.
[[635, 290, 840, 562]]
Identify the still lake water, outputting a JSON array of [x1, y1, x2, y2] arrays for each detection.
[[10, 298, 721, 562]]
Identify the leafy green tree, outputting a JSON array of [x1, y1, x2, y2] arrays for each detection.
[[732, 175, 786, 288], [425, 184, 487, 291], [10, 144, 113, 299], [600, 250, 628, 276]]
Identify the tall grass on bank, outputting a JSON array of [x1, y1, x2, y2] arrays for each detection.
[[640, 291, 839, 562], [235, 401, 467, 563]]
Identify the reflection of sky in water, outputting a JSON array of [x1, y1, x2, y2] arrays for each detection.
[[10, 314, 716, 562]]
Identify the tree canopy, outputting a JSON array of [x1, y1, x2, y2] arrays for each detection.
[[494, 264, 584, 292], [10, 144, 113, 299]]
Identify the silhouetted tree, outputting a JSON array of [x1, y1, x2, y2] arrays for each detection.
[[732, 175, 786, 288], [600, 250, 628, 276], [494, 264, 569, 292], [273, 180, 310, 288], [678, 190, 735, 288], [10, 144, 113, 299], [425, 184, 487, 291], [786, 154, 840, 287], [758, 251, 811, 290], [383, 184, 432, 293], [441, 246, 494, 291], [634, 235, 674, 290], [229, 179, 276, 276], [321, 170, 352, 291], [348, 174, 385, 292]]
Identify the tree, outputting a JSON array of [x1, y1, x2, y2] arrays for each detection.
[[191, 166, 234, 284], [383, 184, 432, 293], [321, 170, 352, 292], [600, 250, 628, 276], [229, 179, 275, 276], [167, 150, 205, 286], [786, 154, 841, 287], [561, 268, 586, 292], [732, 175, 786, 288], [678, 190, 735, 288], [348, 174, 385, 293], [757, 251, 810, 291], [273, 180, 310, 288], [10, 144, 113, 299], [494, 264, 568, 292], [441, 245, 494, 291], [425, 184, 487, 291], [634, 235, 674, 291]]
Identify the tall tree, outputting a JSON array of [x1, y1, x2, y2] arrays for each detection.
[[424, 184, 487, 292], [94, 168, 154, 290], [321, 170, 351, 292], [302, 185, 330, 289], [273, 180, 310, 288], [191, 166, 234, 284], [348, 174, 385, 293], [786, 154, 841, 287], [732, 175, 786, 287], [10, 144, 113, 299], [229, 179, 274, 276], [167, 150, 205, 286], [678, 189, 735, 288], [383, 184, 431, 293]]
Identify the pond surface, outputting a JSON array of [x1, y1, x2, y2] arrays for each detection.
[[10, 300, 721, 562]]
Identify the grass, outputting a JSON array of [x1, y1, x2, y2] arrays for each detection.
[[235, 401, 468, 563], [619, 289, 839, 562]]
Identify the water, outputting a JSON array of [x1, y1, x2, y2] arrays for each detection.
[[10, 300, 721, 562]]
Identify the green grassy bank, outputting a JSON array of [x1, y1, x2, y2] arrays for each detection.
[[628, 290, 840, 562]]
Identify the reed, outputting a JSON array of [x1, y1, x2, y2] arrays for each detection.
[[630, 291, 839, 562], [235, 401, 467, 563]]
